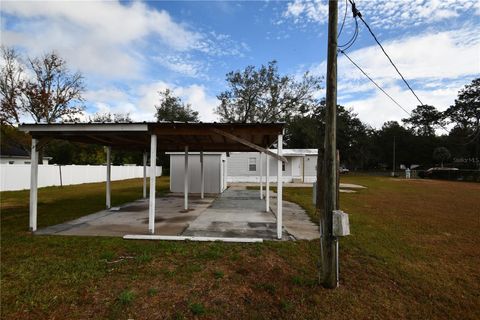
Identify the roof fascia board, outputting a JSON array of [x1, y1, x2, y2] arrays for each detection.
[[18, 123, 149, 133]]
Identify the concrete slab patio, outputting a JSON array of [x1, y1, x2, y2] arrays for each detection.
[[35, 188, 319, 241]]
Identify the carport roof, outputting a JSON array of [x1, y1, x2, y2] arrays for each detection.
[[19, 122, 285, 153]]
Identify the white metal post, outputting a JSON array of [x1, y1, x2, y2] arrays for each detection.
[[259, 152, 263, 199], [149, 134, 157, 234], [143, 151, 147, 198], [277, 134, 283, 239], [106, 146, 111, 209], [184, 146, 189, 210], [223, 160, 227, 191], [200, 151, 204, 199], [266, 153, 270, 212], [29, 138, 39, 232]]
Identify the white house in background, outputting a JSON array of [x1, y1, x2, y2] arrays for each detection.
[[0, 145, 51, 164], [227, 149, 318, 183], [168, 152, 228, 194], [168, 149, 318, 194]]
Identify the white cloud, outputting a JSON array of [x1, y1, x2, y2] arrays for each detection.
[[284, 0, 329, 24], [1, 1, 247, 79], [337, 28, 480, 82], [307, 27, 479, 127], [282, 0, 479, 29], [154, 54, 207, 78], [136, 81, 218, 122]]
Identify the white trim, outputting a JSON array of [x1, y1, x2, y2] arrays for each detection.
[[19, 123, 148, 132], [123, 235, 263, 243]]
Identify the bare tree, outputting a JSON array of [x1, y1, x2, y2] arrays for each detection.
[[89, 112, 132, 123], [21, 52, 85, 123], [215, 61, 323, 123], [0, 46, 24, 125]]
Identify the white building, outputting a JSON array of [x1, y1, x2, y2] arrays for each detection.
[[1, 145, 51, 164], [227, 149, 318, 183], [168, 149, 318, 193], [168, 152, 227, 194]]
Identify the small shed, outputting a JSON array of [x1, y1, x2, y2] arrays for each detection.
[[168, 152, 227, 194]]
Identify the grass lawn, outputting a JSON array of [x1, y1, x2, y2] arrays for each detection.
[[1, 176, 479, 319]]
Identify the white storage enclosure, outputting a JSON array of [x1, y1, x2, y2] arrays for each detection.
[[168, 152, 227, 194]]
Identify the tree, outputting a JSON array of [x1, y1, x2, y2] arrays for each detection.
[[0, 46, 24, 125], [286, 101, 374, 169], [433, 147, 451, 167], [90, 112, 132, 123], [445, 78, 480, 162], [215, 60, 322, 123], [21, 52, 85, 123], [445, 78, 480, 131], [155, 89, 199, 122], [402, 104, 444, 136]]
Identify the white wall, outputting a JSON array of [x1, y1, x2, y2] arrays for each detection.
[[0, 164, 162, 191], [226, 153, 318, 183], [170, 153, 225, 194]]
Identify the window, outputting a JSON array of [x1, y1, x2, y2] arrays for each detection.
[[282, 162, 286, 171], [248, 157, 256, 171]]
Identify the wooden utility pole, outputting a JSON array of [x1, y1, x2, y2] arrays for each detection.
[[319, 0, 339, 289]]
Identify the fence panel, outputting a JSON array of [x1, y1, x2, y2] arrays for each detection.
[[0, 164, 162, 191]]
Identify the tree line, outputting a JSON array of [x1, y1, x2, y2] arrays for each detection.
[[1, 47, 478, 170]]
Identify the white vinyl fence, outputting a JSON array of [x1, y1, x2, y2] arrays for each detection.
[[0, 164, 162, 192]]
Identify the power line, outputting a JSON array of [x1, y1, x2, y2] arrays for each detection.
[[337, 0, 348, 39], [342, 0, 453, 135], [347, 0, 425, 107], [338, 49, 412, 117], [338, 17, 359, 51]]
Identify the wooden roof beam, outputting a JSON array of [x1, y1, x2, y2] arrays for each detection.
[[210, 128, 287, 163]]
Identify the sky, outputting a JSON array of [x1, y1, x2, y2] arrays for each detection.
[[1, 0, 479, 128]]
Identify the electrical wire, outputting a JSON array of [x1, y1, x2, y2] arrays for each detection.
[[344, 0, 451, 134], [338, 17, 359, 51], [337, 0, 348, 39], [338, 49, 412, 117], [347, 0, 425, 107]]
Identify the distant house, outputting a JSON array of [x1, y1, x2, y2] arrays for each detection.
[[227, 149, 318, 183], [168, 149, 318, 193], [0, 144, 51, 165]]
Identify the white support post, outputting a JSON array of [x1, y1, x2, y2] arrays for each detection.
[[184, 146, 189, 210], [106, 146, 111, 209], [29, 138, 39, 232], [259, 152, 263, 199], [142, 151, 147, 198], [148, 134, 157, 234], [266, 153, 270, 212], [277, 134, 283, 240], [200, 151, 204, 199]]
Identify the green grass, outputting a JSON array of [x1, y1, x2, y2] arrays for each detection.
[[1, 175, 479, 319], [118, 290, 135, 305]]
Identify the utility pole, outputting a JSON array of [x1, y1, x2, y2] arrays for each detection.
[[319, 0, 338, 289], [392, 136, 396, 176]]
